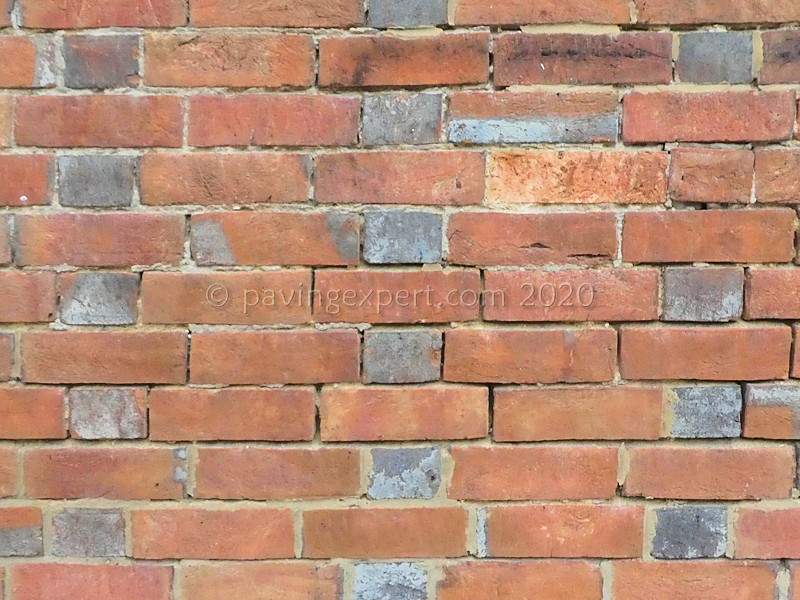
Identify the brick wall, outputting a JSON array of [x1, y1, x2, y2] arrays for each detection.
[[1, 0, 800, 598]]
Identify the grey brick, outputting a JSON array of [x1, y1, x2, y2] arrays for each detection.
[[69, 387, 147, 439], [669, 385, 741, 438], [58, 155, 138, 207], [652, 506, 727, 559], [60, 272, 139, 325], [32, 36, 58, 88], [663, 267, 743, 322], [364, 210, 442, 264], [0, 520, 42, 557], [354, 563, 427, 600], [363, 93, 442, 145], [368, 0, 447, 28], [677, 32, 753, 84], [364, 330, 442, 383], [64, 35, 139, 89], [447, 114, 618, 144], [52, 509, 125, 557], [369, 448, 441, 499]]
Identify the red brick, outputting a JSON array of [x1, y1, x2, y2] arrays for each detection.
[[487, 505, 644, 558], [635, 0, 800, 24], [0, 387, 65, 439], [495, 33, 671, 86], [488, 151, 667, 205], [195, 448, 360, 500], [622, 209, 796, 263], [483, 269, 659, 322], [303, 508, 467, 558], [19, 0, 185, 27], [745, 268, 800, 318], [670, 148, 754, 204], [624, 91, 795, 143], [0, 448, 15, 496], [736, 509, 800, 558], [188, 95, 359, 147], [15, 213, 185, 267], [0, 333, 11, 382], [131, 508, 294, 559], [444, 328, 617, 384], [624, 446, 794, 500], [0, 37, 36, 88], [0, 272, 55, 323], [141, 153, 309, 206], [21, 331, 188, 384], [24, 447, 184, 500], [755, 149, 800, 204], [449, 446, 618, 500], [16, 95, 183, 147], [0, 218, 9, 265], [144, 33, 314, 88], [190, 330, 359, 385], [453, 0, 630, 24], [447, 212, 617, 266], [141, 271, 313, 325], [619, 326, 791, 381], [316, 152, 484, 206], [0, 155, 53, 207], [149, 387, 315, 441], [0, 96, 10, 147], [761, 30, 800, 84], [794, 325, 800, 377], [319, 33, 489, 88], [494, 386, 663, 441], [11, 564, 173, 600], [63, 34, 139, 89], [320, 385, 488, 441], [190, 0, 362, 27]]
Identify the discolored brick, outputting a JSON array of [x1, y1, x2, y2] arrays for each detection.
[[362, 93, 442, 146], [363, 330, 442, 384], [368, 0, 447, 27], [668, 385, 742, 438], [363, 210, 442, 264], [676, 32, 753, 84], [663, 267, 744, 322], [59, 272, 139, 325], [68, 387, 147, 440], [354, 563, 427, 600], [63, 35, 139, 88], [652, 506, 727, 559], [368, 448, 441, 500], [58, 155, 137, 207], [52, 508, 125, 557]]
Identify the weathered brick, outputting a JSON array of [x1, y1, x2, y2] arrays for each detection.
[[363, 210, 442, 264], [52, 508, 124, 557], [363, 93, 442, 146], [368, 0, 446, 27], [354, 563, 426, 600], [63, 35, 139, 88], [0, 387, 65, 439], [19, 0, 185, 27], [743, 383, 800, 439], [316, 151, 483, 206], [453, 0, 630, 24], [368, 448, 440, 500], [0, 95, 10, 147], [12, 564, 173, 600], [635, 0, 800, 24], [0, 36, 57, 88], [59, 272, 139, 325], [0, 154, 54, 206], [68, 387, 147, 440], [669, 148, 754, 204], [668, 385, 742, 438], [0, 507, 42, 557], [0, 333, 11, 381], [0, 218, 9, 265], [748, 268, 800, 318], [652, 506, 727, 559], [677, 32, 753, 84], [761, 30, 800, 84], [319, 33, 489, 88], [735, 508, 800, 558], [363, 330, 442, 384], [663, 267, 744, 322], [191, 0, 362, 27], [57, 155, 137, 207], [755, 149, 800, 204], [0, 272, 56, 323], [0, 448, 14, 497]]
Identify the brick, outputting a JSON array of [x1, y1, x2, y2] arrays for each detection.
[[59, 272, 139, 325], [15, 213, 185, 267], [488, 151, 667, 205], [52, 508, 124, 557], [445, 328, 616, 384], [448, 212, 617, 266], [448, 91, 618, 144], [190, 0, 362, 27], [623, 91, 795, 143], [735, 508, 800, 558], [131, 508, 294, 559], [368, 448, 441, 500], [22, 332, 187, 384], [363, 210, 442, 264], [190, 330, 359, 385], [63, 34, 139, 88], [0, 218, 9, 265], [677, 32, 753, 84], [761, 30, 800, 84], [453, 0, 630, 24], [622, 209, 796, 263], [57, 155, 137, 207], [144, 33, 314, 88], [190, 212, 358, 266], [68, 387, 147, 440], [0, 449, 13, 497], [16, 95, 183, 147], [188, 94, 359, 147], [19, 0, 185, 27], [363, 93, 442, 146], [363, 330, 442, 384], [317, 151, 483, 206], [483, 269, 659, 322], [314, 270, 480, 324], [668, 385, 742, 438], [496, 33, 671, 86], [635, 0, 800, 24], [755, 149, 800, 204], [368, 0, 446, 27], [195, 448, 360, 500], [180, 563, 342, 600], [141, 271, 312, 325], [0, 333, 11, 381], [354, 563, 426, 600], [493, 386, 663, 441], [11, 564, 173, 600], [652, 506, 727, 559], [0, 272, 56, 322], [619, 326, 791, 381], [141, 153, 310, 206], [0, 507, 42, 557], [743, 383, 800, 439], [0, 387, 65, 439], [449, 446, 618, 500], [0, 36, 56, 88], [0, 96, 10, 147], [320, 385, 488, 441], [24, 447, 185, 500], [663, 267, 744, 322], [669, 148, 754, 204], [0, 154, 53, 206], [149, 387, 315, 441], [624, 446, 794, 500], [319, 33, 489, 88], [303, 507, 467, 558]]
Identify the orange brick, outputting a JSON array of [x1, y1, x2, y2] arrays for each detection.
[[624, 446, 795, 500], [303, 508, 467, 558], [0, 272, 55, 323], [0, 506, 40, 528], [635, 0, 800, 24], [131, 508, 294, 559], [0, 387, 65, 439], [19, 0, 185, 27], [736, 508, 800, 558], [670, 148, 754, 204], [190, 0, 362, 27], [755, 149, 800, 204], [0, 155, 53, 207], [0, 96, 10, 147], [449, 446, 618, 500], [453, 0, 630, 24], [0, 219, 9, 265], [0, 334, 10, 382], [745, 268, 800, 318], [195, 448, 360, 500], [743, 404, 795, 439], [11, 564, 173, 600], [0, 448, 16, 496], [0, 37, 36, 88]]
